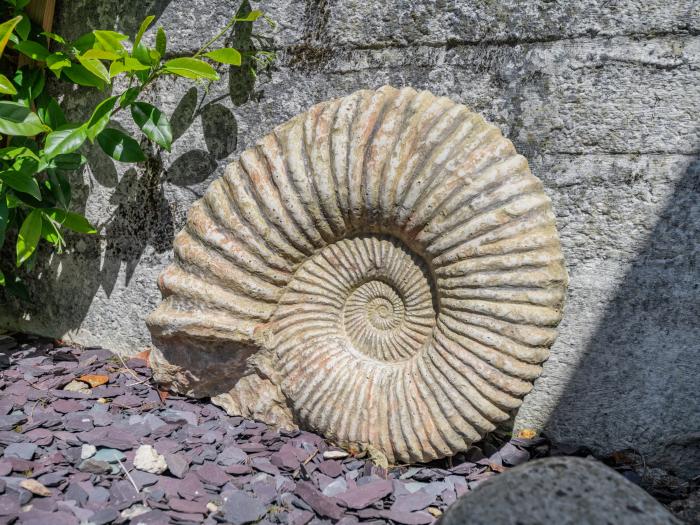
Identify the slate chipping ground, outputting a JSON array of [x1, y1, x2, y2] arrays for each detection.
[[0, 334, 694, 524]]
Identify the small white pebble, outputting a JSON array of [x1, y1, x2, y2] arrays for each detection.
[[81, 444, 97, 460], [133, 444, 167, 474], [121, 504, 150, 520], [206, 502, 219, 513], [323, 450, 349, 460]]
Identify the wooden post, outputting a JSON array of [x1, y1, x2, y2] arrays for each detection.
[[25, 0, 56, 33], [17, 0, 55, 68]]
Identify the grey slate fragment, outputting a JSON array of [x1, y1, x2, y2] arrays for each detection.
[[222, 490, 268, 525], [3, 443, 36, 460], [165, 453, 190, 479], [336, 479, 393, 509]]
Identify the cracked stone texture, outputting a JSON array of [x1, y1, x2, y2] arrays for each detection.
[[0, 1, 698, 477]]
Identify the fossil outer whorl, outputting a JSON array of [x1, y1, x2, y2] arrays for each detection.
[[147, 85, 568, 464]]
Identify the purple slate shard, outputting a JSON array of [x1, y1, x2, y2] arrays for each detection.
[[4, 442, 37, 460], [161, 410, 198, 426], [196, 463, 229, 486], [165, 453, 190, 479], [252, 458, 280, 476], [391, 490, 435, 512], [169, 497, 208, 514], [380, 510, 434, 524], [53, 399, 84, 414], [177, 473, 206, 500], [0, 431, 23, 446], [36, 470, 68, 487], [222, 490, 268, 525], [0, 494, 20, 516], [225, 464, 253, 476], [288, 509, 314, 525], [87, 507, 119, 525], [131, 470, 159, 489], [317, 460, 343, 478], [336, 479, 393, 509], [294, 481, 344, 520], [0, 414, 26, 431], [498, 442, 530, 466]]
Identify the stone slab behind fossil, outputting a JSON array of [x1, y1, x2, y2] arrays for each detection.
[[1, 1, 698, 475]]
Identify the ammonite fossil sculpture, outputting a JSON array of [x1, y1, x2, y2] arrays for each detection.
[[147, 85, 568, 464]]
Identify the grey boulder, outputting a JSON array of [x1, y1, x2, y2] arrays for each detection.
[[438, 457, 680, 525]]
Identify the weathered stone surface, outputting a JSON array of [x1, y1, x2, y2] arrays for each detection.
[[437, 457, 681, 525], [0, 0, 698, 475], [148, 86, 568, 464]]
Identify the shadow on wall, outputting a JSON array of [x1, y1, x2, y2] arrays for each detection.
[[1, 1, 271, 341], [543, 158, 700, 478]]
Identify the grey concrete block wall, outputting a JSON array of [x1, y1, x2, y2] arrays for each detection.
[[1, 1, 698, 476]]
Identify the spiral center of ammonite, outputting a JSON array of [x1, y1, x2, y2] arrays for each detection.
[[337, 237, 436, 362], [349, 281, 404, 332]]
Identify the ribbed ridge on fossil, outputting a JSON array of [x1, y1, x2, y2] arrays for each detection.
[[147, 85, 568, 464]]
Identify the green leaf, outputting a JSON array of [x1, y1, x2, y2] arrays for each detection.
[[16, 209, 42, 266], [118, 87, 140, 108], [0, 101, 49, 136], [0, 16, 22, 57], [0, 73, 16, 95], [131, 101, 172, 151], [40, 31, 66, 44], [203, 47, 242, 66], [14, 14, 30, 40], [46, 52, 71, 74], [38, 97, 66, 130], [43, 127, 88, 159], [46, 170, 70, 208], [77, 56, 110, 84], [0, 170, 41, 199], [134, 15, 155, 48], [51, 152, 86, 171], [92, 30, 128, 52], [132, 42, 152, 66], [81, 48, 122, 61], [163, 57, 218, 80], [155, 26, 166, 57], [13, 67, 45, 104], [12, 154, 39, 176], [15, 40, 50, 61], [63, 63, 105, 88], [41, 214, 63, 246], [0, 269, 4, 286], [96, 128, 146, 162], [0, 146, 40, 161], [85, 95, 117, 141], [235, 10, 263, 22], [46, 208, 96, 234], [108, 56, 150, 77], [0, 191, 9, 248]]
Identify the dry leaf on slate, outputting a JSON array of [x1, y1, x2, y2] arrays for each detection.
[[20, 479, 52, 496], [517, 428, 537, 439], [79, 374, 109, 388]]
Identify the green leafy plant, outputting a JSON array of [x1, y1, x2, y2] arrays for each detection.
[[0, 0, 275, 297]]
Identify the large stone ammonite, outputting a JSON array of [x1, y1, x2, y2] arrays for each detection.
[[147, 85, 568, 464]]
